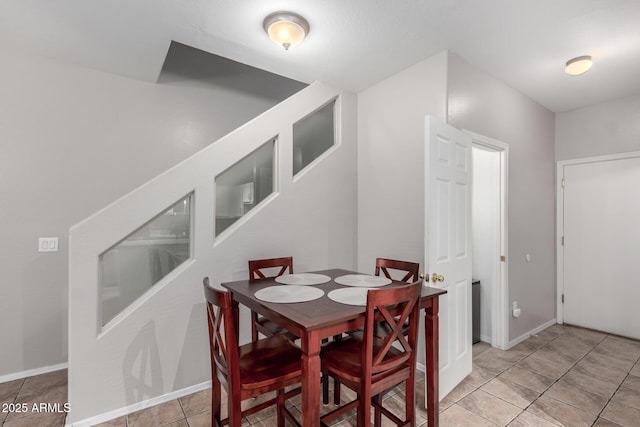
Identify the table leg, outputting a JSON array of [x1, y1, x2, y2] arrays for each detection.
[[301, 331, 321, 427], [424, 298, 439, 427]]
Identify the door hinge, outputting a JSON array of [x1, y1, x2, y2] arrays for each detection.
[[561, 294, 564, 304], [500, 255, 506, 262]]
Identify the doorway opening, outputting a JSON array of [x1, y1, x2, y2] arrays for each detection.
[[467, 131, 509, 350]]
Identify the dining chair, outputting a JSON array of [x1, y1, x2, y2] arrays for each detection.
[[203, 277, 302, 427], [326, 257, 421, 405], [248, 256, 297, 342], [375, 257, 420, 283], [320, 281, 422, 427]]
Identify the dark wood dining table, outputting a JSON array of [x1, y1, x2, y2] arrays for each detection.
[[221, 268, 446, 427]]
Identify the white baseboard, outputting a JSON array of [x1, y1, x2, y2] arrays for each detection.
[[508, 318, 557, 349], [67, 381, 212, 427], [0, 362, 68, 384]]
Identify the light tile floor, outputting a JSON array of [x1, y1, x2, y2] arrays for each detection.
[[1, 324, 640, 426]]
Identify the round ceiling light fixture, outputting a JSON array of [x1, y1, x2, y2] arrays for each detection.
[[565, 55, 593, 76], [263, 11, 310, 51]]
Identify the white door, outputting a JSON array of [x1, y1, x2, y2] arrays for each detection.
[[425, 116, 473, 399], [562, 155, 640, 340]]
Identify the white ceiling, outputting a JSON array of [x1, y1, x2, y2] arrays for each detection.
[[2, 0, 639, 112]]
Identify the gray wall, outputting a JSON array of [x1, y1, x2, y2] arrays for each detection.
[[0, 50, 303, 378], [556, 94, 640, 161], [357, 51, 448, 271], [447, 53, 556, 341]]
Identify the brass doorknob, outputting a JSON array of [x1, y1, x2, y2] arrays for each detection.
[[431, 273, 445, 283], [419, 272, 427, 280]]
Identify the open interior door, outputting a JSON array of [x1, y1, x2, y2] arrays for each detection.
[[425, 115, 473, 399]]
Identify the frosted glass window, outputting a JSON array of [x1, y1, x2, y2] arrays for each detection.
[[216, 139, 275, 236], [100, 194, 192, 326], [293, 100, 335, 175]]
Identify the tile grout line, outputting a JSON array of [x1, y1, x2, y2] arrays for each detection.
[[456, 344, 539, 426], [475, 331, 563, 424], [499, 331, 564, 426], [519, 331, 640, 427], [1, 378, 26, 427], [486, 328, 608, 426], [519, 331, 606, 423], [176, 396, 189, 426], [591, 351, 640, 426]]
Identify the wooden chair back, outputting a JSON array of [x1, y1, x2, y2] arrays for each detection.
[[248, 256, 293, 279], [363, 282, 422, 378], [247, 257, 295, 342], [203, 277, 240, 394], [375, 258, 419, 283], [203, 278, 302, 427], [320, 281, 423, 426]]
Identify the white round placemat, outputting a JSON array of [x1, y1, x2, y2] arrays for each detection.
[[274, 273, 332, 285], [327, 287, 377, 306], [334, 274, 391, 287], [254, 285, 324, 303]]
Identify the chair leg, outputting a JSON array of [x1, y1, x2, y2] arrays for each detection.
[[333, 379, 341, 405], [277, 389, 285, 427], [251, 311, 258, 342], [405, 374, 415, 425], [322, 374, 329, 405], [373, 394, 382, 427], [212, 377, 221, 427], [358, 389, 371, 427], [228, 393, 242, 427]]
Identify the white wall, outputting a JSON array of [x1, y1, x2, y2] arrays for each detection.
[[447, 53, 556, 342], [357, 51, 448, 271], [556, 94, 640, 161], [0, 51, 303, 379], [68, 83, 357, 423], [472, 147, 500, 342]]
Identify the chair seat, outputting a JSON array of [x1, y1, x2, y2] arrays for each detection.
[[321, 337, 405, 381], [238, 335, 302, 390], [255, 317, 298, 341]]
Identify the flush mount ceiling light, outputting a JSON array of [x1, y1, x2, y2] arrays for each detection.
[[565, 55, 593, 76], [263, 11, 309, 51]]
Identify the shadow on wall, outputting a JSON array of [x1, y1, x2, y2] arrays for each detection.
[[172, 303, 209, 390], [123, 321, 164, 404]]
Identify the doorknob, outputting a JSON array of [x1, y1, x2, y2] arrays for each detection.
[[419, 272, 427, 281], [431, 273, 445, 283]]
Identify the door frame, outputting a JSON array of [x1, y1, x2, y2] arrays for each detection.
[[556, 150, 640, 324], [464, 130, 509, 350]]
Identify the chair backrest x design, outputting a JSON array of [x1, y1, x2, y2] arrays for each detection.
[[203, 278, 240, 392], [375, 258, 419, 283], [249, 256, 293, 279], [363, 282, 422, 379]]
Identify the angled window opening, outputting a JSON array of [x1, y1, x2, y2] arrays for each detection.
[[215, 138, 276, 237], [99, 194, 193, 327], [293, 99, 336, 176]]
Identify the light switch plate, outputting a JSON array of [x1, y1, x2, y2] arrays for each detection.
[[39, 237, 59, 252]]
